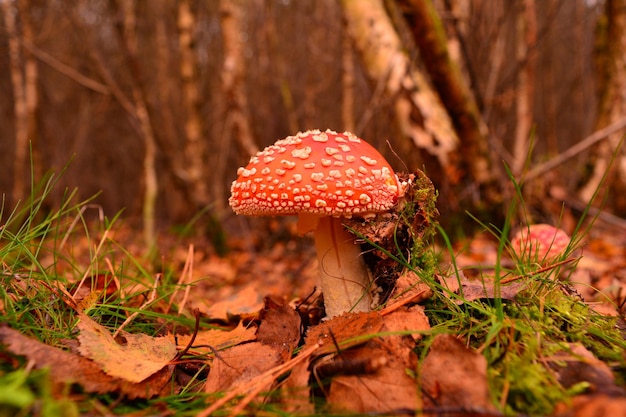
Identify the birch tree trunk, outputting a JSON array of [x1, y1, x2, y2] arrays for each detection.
[[341, 0, 459, 180], [403, 0, 493, 186], [119, 0, 159, 248], [177, 0, 209, 209], [512, 0, 537, 175], [341, 24, 356, 133], [3, 0, 38, 204], [217, 0, 258, 215], [578, 0, 626, 209]]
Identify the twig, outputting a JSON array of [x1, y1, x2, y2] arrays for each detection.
[[499, 257, 577, 285], [173, 309, 201, 361], [380, 288, 430, 316], [165, 244, 194, 315], [21, 40, 110, 95], [524, 116, 626, 181], [561, 196, 626, 229], [71, 228, 111, 304], [104, 258, 121, 296]]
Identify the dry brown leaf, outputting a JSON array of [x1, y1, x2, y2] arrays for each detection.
[[311, 308, 427, 413], [382, 305, 430, 341], [256, 296, 301, 357], [71, 273, 119, 311], [76, 312, 177, 383], [558, 394, 626, 417], [0, 325, 172, 399], [169, 321, 257, 354], [442, 273, 526, 303], [203, 341, 281, 393], [548, 343, 626, 397], [305, 311, 384, 355], [327, 338, 420, 413], [420, 334, 497, 413], [390, 269, 433, 306], [201, 284, 265, 320]]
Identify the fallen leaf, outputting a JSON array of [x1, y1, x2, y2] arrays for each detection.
[[548, 343, 626, 397], [389, 269, 433, 306], [71, 273, 119, 311], [169, 321, 257, 354], [76, 312, 177, 383], [0, 325, 172, 399], [564, 394, 626, 417], [327, 337, 420, 413], [382, 305, 430, 341], [201, 284, 265, 320], [256, 296, 301, 359], [203, 342, 281, 393], [305, 311, 384, 355], [320, 308, 428, 413], [442, 273, 526, 303], [419, 334, 497, 413]]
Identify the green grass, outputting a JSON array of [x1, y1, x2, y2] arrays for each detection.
[[415, 169, 626, 416], [0, 172, 196, 416]]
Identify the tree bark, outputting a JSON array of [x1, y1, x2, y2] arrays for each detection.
[[3, 0, 38, 204], [118, 0, 159, 248], [219, 0, 258, 214], [578, 0, 626, 209], [341, 0, 459, 179], [341, 24, 356, 133], [401, 0, 493, 186], [177, 0, 209, 209], [512, 0, 537, 175]]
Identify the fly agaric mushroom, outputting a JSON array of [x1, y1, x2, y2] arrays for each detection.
[[229, 129, 401, 318], [510, 224, 571, 266]]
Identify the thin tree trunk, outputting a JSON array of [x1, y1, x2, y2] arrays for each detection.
[[402, 0, 493, 186], [3, 0, 29, 204], [119, 0, 159, 248], [177, 0, 209, 209], [512, 0, 537, 175], [262, 1, 299, 135], [341, 21, 355, 132], [578, 0, 626, 207], [341, 0, 459, 178], [220, 0, 257, 157], [218, 0, 258, 214]]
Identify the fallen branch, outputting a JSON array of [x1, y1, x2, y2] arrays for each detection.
[[524, 116, 626, 181]]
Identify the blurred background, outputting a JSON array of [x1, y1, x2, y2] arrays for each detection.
[[1, 0, 624, 249]]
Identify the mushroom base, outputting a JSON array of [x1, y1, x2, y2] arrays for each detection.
[[313, 216, 372, 318]]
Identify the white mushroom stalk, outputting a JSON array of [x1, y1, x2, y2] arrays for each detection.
[[306, 215, 372, 317], [229, 129, 400, 319]]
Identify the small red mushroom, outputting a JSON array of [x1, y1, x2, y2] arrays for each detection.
[[510, 224, 571, 266], [229, 129, 401, 318]]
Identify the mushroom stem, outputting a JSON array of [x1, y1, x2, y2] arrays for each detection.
[[313, 216, 372, 318]]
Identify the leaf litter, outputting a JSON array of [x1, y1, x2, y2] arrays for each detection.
[[2, 172, 626, 416]]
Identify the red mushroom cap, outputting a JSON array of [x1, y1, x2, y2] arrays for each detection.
[[229, 129, 400, 218], [510, 224, 571, 265]]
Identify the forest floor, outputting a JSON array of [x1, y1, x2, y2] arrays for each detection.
[[1, 195, 626, 416]]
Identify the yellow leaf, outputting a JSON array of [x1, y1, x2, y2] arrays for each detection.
[[76, 313, 177, 383]]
